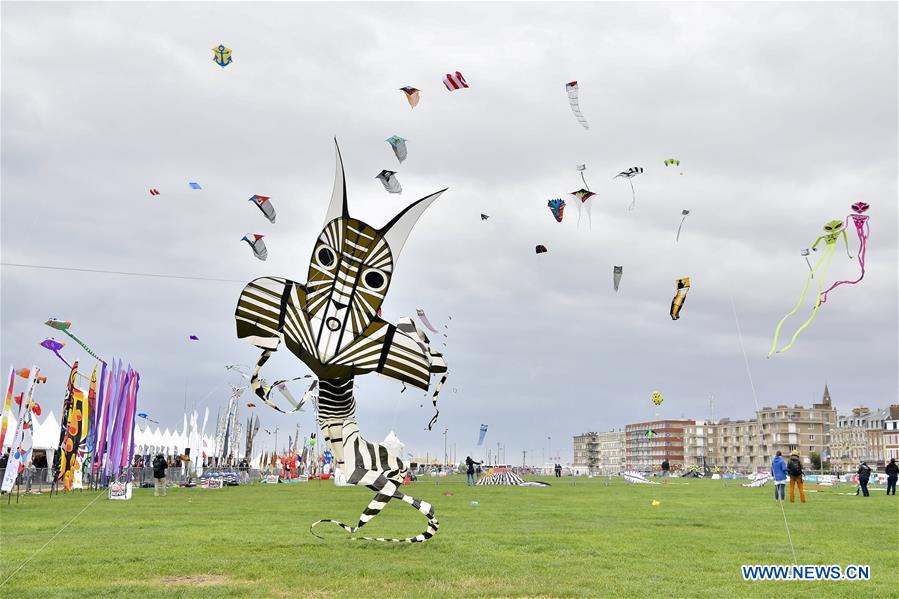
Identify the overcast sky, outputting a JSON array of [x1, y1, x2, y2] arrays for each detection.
[[2, 2, 896, 463]]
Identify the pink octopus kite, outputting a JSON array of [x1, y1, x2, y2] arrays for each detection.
[[820, 202, 870, 304]]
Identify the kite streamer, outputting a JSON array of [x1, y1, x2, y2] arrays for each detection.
[[576, 164, 590, 190], [565, 81, 589, 129], [415, 309, 440, 334], [800, 249, 813, 275], [235, 140, 449, 542], [568, 189, 595, 229], [820, 202, 869, 305], [676, 210, 690, 242], [615, 167, 643, 211], [768, 220, 852, 357]]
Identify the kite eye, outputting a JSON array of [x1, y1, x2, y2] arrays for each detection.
[[361, 268, 387, 291], [316, 246, 336, 270]]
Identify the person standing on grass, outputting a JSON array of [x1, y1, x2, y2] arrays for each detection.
[[661, 459, 670, 483], [855, 461, 872, 497], [465, 456, 482, 486], [152, 453, 168, 497], [771, 450, 788, 501], [787, 450, 806, 503], [885, 458, 898, 496]]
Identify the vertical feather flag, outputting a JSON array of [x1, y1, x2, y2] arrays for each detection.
[[0, 366, 14, 450], [1, 366, 39, 493], [53, 361, 78, 487]]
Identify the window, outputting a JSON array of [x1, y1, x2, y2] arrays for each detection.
[[809, 435, 815, 441]]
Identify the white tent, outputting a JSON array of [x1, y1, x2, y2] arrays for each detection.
[[2, 410, 60, 451]]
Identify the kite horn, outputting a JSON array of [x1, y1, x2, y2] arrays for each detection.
[[322, 138, 350, 225], [379, 188, 448, 263]]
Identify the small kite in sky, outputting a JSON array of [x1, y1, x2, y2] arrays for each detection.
[[443, 71, 468, 90], [376, 170, 402, 194], [189, 335, 199, 341], [664, 158, 683, 175], [415, 309, 439, 334], [400, 86, 421, 108], [249, 194, 276, 223], [568, 189, 595, 228], [670, 277, 690, 320], [44, 318, 102, 361], [676, 210, 691, 242], [645, 429, 656, 440], [149, 189, 160, 196], [535, 245, 548, 254], [547, 198, 566, 223], [189, 182, 202, 190], [385, 135, 408, 163], [40, 338, 71, 368], [613, 266, 623, 292], [576, 164, 590, 190], [820, 202, 870, 305], [213, 44, 232, 68], [651, 390, 664, 406], [565, 81, 589, 129], [477, 424, 488, 446], [800, 249, 813, 274], [137, 412, 159, 424], [480, 214, 490, 221], [768, 219, 852, 357], [615, 167, 643, 211], [241, 234, 268, 261], [246, 402, 256, 408]]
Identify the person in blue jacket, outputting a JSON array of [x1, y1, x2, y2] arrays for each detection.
[[771, 450, 788, 501]]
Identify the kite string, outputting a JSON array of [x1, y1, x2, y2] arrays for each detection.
[[729, 292, 798, 565], [1, 262, 246, 284], [1, 489, 106, 587]]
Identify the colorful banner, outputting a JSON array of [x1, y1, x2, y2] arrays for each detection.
[[1, 366, 39, 493], [0, 366, 14, 449], [52, 361, 78, 487]]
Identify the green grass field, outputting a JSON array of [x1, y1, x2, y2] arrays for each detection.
[[1, 476, 897, 597]]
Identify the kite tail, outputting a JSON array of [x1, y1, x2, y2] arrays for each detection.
[[311, 477, 439, 543], [581, 172, 590, 191], [776, 242, 835, 354], [820, 225, 867, 305], [64, 331, 103, 362], [628, 179, 636, 211], [676, 217, 687, 242], [768, 247, 828, 357]]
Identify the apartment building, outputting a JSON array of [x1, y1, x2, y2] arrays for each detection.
[[882, 405, 899, 462], [683, 420, 718, 469], [624, 420, 693, 471], [831, 407, 890, 470], [572, 430, 626, 474]]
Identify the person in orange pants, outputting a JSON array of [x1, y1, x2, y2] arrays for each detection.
[[787, 450, 806, 503]]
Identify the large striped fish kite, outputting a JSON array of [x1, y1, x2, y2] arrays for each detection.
[[565, 81, 589, 129], [235, 140, 448, 542]]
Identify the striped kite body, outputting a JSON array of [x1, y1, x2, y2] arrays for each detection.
[[565, 81, 589, 129], [235, 140, 448, 542], [443, 71, 468, 91]]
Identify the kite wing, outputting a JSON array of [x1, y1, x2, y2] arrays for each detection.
[[565, 81, 589, 129], [249, 195, 276, 224], [241, 234, 268, 261]]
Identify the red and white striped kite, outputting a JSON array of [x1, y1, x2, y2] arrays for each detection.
[[149, 188, 160, 196], [443, 71, 468, 91]]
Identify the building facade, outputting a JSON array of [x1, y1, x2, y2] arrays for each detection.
[[572, 430, 625, 474], [882, 405, 899, 463], [683, 420, 718, 469], [831, 407, 889, 470], [624, 420, 693, 471]]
